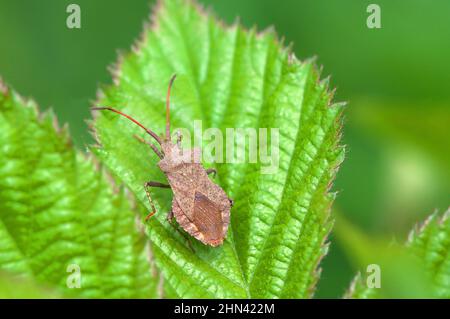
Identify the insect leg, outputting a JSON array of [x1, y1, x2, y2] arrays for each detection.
[[146, 181, 170, 188], [166, 209, 174, 222], [134, 135, 163, 159], [143, 181, 171, 221], [166, 211, 195, 252], [176, 129, 183, 148], [205, 168, 217, 178]]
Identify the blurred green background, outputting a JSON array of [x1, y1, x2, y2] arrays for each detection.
[[0, 0, 448, 298]]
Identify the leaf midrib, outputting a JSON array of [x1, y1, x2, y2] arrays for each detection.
[[162, 8, 251, 297]]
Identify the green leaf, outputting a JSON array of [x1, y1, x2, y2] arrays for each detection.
[[0, 272, 61, 298], [343, 209, 450, 298], [0, 80, 158, 298], [408, 210, 450, 297], [92, 0, 343, 298]]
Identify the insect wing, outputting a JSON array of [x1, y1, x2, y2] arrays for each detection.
[[192, 191, 223, 244]]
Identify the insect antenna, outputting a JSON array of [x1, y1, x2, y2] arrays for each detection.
[[166, 74, 177, 141], [91, 107, 162, 145]]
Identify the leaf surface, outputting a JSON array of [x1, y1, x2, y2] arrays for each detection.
[[0, 272, 63, 298], [343, 210, 450, 298], [92, 0, 343, 298], [0, 81, 157, 298]]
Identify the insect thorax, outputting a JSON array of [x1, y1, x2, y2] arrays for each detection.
[[158, 142, 201, 173]]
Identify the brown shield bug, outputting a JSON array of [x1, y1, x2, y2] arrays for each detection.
[[92, 75, 233, 247]]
